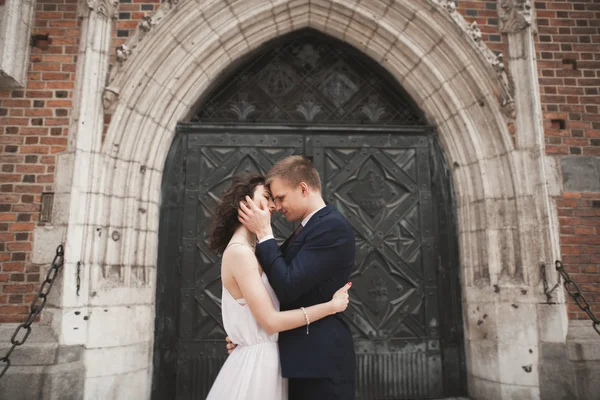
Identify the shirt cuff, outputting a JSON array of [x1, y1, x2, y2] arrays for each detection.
[[258, 234, 275, 244]]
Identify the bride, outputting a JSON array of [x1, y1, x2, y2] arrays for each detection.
[[205, 173, 351, 400]]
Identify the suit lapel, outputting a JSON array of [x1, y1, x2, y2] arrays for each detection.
[[281, 205, 334, 259]]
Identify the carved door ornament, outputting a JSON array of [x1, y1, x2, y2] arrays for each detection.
[[193, 31, 425, 126]]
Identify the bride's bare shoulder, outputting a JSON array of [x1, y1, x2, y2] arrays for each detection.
[[222, 244, 257, 265]]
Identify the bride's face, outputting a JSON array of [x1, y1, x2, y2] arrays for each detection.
[[252, 184, 276, 215]]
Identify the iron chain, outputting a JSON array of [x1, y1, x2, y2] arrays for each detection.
[[555, 260, 600, 335], [0, 245, 65, 379], [541, 263, 560, 304], [76, 261, 81, 296]]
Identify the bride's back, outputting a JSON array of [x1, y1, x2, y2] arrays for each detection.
[[220, 242, 279, 347], [221, 241, 261, 301], [208, 245, 288, 400]]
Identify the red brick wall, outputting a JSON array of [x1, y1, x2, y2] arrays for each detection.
[[0, 1, 598, 323], [0, 0, 77, 322], [535, 1, 600, 320]]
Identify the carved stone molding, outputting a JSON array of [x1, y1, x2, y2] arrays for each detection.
[[85, 0, 119, 19], [107, 2, 175, 83], [105, 0, 516, 118], [498, 0, 535, 34], [433, 0, 515, 117]]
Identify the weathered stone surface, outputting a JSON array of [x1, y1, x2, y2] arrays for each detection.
[[0, 323, 85, 400], [40, 361, 85, 400], [56, 345, 84, 364], [32, 226, 66, 265], [0, 342, 58, 365], [85, 342, 151, 378], [0, 0, 35, 87], [0, 365, 44, 400], [87, 305, 152, 348], [560, 156, 600, 193], [537, 303, 569, 344], [84, 368, 150, 400], [0, 360, 85, 400], [567, 320, 600, 362], [0, 324, 58, 365], [564, 321, 600, 400], [539, 343, 577, 400], [572, 362, 600, 400]]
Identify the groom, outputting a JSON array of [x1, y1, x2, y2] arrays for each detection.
[[236, 155, 357, 399]]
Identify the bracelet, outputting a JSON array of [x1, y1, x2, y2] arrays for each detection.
[[300, 307, 310, 335]]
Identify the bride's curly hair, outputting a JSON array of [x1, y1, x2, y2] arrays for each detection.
[[208, 173, 266, 254]]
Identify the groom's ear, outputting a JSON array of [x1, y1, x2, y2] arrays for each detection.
[[299, 182, 309, 196]]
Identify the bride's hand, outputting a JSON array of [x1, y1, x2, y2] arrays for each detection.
[[330, 282, 352, 313]]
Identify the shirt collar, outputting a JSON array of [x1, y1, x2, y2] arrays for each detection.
[[301, 205, 326, 227]]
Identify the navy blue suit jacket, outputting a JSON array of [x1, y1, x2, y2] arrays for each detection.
[[256, 204, 356, 379]]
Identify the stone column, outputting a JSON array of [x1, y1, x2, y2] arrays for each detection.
[[48, 0, 117, 397], [0, 0, 35, 87], [51, 0, 117, 344], [499, 1, 574, 399]]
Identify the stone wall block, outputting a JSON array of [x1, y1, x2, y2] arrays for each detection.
[[87, 305, 152, 348]]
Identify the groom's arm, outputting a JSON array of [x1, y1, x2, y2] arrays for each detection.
[[256, 220, 353, 304]]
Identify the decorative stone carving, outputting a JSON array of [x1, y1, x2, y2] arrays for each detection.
[[105, 0, 517, 119], [107, 3, 174, 83], [115, 44, 131, 62], [432, 0, 516, 118], [86, 0, 119, 19], [139, 15, 153, 33], [467, 21, 482, 43], [498, 0, 535, 33], [103, 86, 120, 110], [438, 0, 457, 14]]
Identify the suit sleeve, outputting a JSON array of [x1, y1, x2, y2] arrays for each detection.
[[256, 219, 353, 304]]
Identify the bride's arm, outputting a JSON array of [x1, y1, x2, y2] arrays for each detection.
[[225, 245, 349, 335]]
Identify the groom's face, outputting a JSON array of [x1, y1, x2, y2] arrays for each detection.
[[269, 177, 306, 222]]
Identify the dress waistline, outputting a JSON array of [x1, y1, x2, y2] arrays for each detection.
[[236, 341, 278, 349]]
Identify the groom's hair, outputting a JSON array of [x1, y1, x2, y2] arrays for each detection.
[[266, 155, 321, 191]]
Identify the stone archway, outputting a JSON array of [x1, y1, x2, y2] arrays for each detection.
[[153, 29, 467, 399], [59, 1, 563, 399]]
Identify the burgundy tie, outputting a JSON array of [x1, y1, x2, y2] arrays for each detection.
[[291, 224, 303, 241]]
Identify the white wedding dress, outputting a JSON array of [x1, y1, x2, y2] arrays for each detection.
[[206, 267, 288, 400]]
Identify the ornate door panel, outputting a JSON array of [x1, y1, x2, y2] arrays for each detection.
[[174, 128, 301, 400], [312, 134, 442, 399]]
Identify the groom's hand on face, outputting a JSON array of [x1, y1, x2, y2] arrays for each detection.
[[238, 196, 273, 241]]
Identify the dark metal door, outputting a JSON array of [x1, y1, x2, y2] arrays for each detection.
[[152, 125, 465, 400], [312, 133, 442, 399], [174, 128, 302, 400]]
